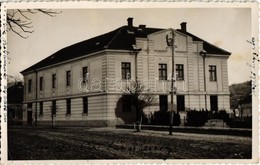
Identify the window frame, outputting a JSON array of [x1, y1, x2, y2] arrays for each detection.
[[82, 67, 88, 81], [66, 99, 71, 115], [52, 74, 56, 89], [158, 63, 167, 80], [39, 77, 44, 91], [51, 100, 56, 116], [121, 62, 131, 80], [27, 103, 32, 109], [209, 65, 217, 81], [83, 97, 88, 114], [66, 70, 71, 86], [28, 79, 32, 93], [176, 64, 184, 81], [159, 95, 168, 111], [39, 102, 43, 116]]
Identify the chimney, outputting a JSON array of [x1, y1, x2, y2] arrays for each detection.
[[127, 17, 133, 27], [180, 22, 187, 32], [138, 24, 146, 29]]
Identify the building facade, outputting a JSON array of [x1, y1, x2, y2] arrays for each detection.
[[21, 18, 231, 126]]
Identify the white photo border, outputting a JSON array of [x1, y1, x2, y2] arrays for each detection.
[[1, 1, 259, 164]]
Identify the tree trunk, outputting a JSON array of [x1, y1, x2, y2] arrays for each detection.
[[51, 115, 54, 129], [135, 107, 141, 132], [136, 122, 140, 132]]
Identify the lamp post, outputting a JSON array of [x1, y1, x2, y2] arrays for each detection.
[[200, 50, 207, 111]]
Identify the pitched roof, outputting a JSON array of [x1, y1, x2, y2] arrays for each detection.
[[176, 29, 231, 55], [21, 26, 162, 74], [21, 25, 231, 74]]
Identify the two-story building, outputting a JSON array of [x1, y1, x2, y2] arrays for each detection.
[[21, 18, 231, 126]]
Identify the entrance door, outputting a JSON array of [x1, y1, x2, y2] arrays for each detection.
[[159, 95, 168, 111], [210, 95, 218, 111], [177, 95, 185, 111]]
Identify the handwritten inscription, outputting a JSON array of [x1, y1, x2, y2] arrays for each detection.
[[246, 37, 258, 95], [1, 5, 8, 124]]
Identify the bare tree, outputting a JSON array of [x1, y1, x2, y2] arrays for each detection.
[[123, 80, 157, 132], [7, 74, 24, 88], [7, 9, 61, 39]]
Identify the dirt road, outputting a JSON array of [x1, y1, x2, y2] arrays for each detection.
[[8, 127, 251, 160]]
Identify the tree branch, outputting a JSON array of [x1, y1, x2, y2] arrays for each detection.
[[7, 9, 62, 39]]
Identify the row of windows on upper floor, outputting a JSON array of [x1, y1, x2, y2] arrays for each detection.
[[27, 63, 217, 93]]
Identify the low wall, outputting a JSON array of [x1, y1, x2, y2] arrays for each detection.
[[116, 124, 252, 137], [23, 119, 117, 127]]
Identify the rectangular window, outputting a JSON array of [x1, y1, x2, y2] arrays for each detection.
[[159, 64, 167, 80], [159, 95, 168, 111], [177, 95, 185, 111], [28, 79, 32, 93], [209, 65, 217, 81], [66, 71, 71, 86], [210, 95, 218, 111], [51, 100, 56, 116], [121, 62, 131, 79], [122, 95, 132, 112], [82, 67, 88, 80], [27, 103, 32, 109], [27, 103, 33, 125], [52, 74, 56, 88], [39, 77, 44, 91], [83, 97, 88, 114], [66, 99, 71, 114], [176, 64, 184, 80], [39, 102, 43, 116]]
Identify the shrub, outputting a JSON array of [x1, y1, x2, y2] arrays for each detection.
[[143, 110, 181, 126], [150, 110, 170, 125], [210, 110, 229, 122], [226, 116, 252, 128], [173, 112, 181, 126], [185, 110, 208, 127], [141, 112, 150, 125]]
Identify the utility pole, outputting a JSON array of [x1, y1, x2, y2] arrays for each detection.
[[132, 45, 142, 131], [200, 50, 207, 111], [167, 29, 175, 135], [35, 70, 38, 126]]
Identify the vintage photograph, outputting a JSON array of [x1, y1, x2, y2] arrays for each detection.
[[3, 2, 258, 163]]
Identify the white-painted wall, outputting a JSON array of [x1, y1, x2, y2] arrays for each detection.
[[22, 29, 231, 126]]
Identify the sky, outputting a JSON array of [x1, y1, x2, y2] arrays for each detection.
[[7, 7, 254, 85]]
